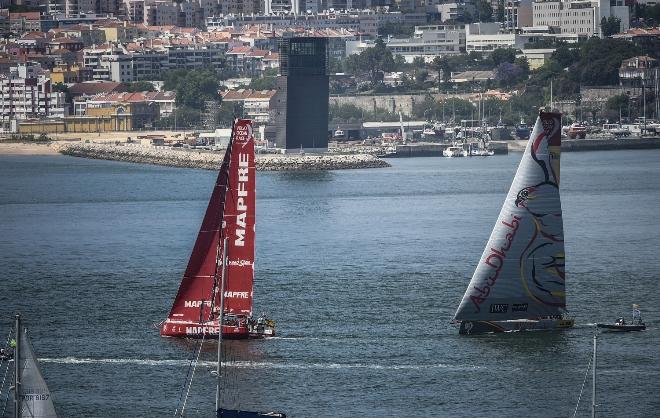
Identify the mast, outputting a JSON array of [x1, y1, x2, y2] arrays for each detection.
[[550, 79, 553, 111], [215, 237, 228, 412], [14, 314, 20, 418], [592, 332, 597, 418]]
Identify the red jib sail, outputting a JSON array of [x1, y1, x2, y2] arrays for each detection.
[[161, 119, 255, 337]]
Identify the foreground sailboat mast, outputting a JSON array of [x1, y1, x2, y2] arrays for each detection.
[[216, 237, 228, 412], [14, 314, 20, 418], [592, 332, 597, 418]]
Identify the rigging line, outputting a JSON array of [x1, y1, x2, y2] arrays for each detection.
[[572, 355, 593, 418], [173, 346, 197, 418], [0, 329, 13, 397], [0, 368, 13, 418], [179, 333, 206, 417]]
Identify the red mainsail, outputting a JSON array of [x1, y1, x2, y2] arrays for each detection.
[[160, 119, 255, 337]]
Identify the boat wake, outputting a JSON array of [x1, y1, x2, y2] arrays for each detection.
[[40, 357, 481, 371]]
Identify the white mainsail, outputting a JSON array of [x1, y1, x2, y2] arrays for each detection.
[[16, 327, 57, 418], [454, 111, 566, 322]]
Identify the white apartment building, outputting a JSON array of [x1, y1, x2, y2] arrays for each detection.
[[84, 43, 227, 82], [533, 0, 630, 37], [465, 23, 530, 52], [386, 25, 466, 62], [0, 63, 67, 129]]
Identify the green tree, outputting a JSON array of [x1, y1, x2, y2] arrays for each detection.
[[123, 81, 156, 92], [490, 48, 516, 66], [378, 22, 415, 37], [249, 76, 277, 90], [217, 102, 244, 127], [163, 68, 220, 109], [476, 0, 494, 22], [432, 56, 452, 82], [359, 38, 395, 84], [496, 1, 505, 22], [601, 16, 621, 37]]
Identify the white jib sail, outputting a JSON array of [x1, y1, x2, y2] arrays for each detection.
[[17, 328, 57, 418]]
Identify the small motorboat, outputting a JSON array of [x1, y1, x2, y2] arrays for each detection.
[[596, 319, 646, 332], [597, 305, 646, 332]]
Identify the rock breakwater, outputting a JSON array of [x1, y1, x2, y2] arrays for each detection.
[[55, 142, 390, 171]]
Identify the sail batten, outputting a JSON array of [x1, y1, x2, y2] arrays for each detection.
[[454, 111, 565, 322]]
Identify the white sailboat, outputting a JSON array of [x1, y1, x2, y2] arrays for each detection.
[[6, 314, 58, 417], [453, 111, 575, 334]]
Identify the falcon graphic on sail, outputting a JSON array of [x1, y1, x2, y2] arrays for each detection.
[[453, 110, 575, 334]]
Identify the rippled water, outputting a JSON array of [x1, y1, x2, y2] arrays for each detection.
[[1, 150, 659, 417]]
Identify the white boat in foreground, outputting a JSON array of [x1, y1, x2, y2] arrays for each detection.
[[453, 111, 575, 334]]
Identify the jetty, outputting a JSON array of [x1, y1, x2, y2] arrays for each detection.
[[54, 142, 390, 171], [506, 136, 660, 152]]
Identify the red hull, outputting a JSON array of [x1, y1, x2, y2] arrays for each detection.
[[161, 320, 250, 339], [160, 318, 275, 339]]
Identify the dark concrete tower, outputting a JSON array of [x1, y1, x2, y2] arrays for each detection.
[[273, 37, 329, 151]]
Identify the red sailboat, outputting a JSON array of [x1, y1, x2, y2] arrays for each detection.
[[160, 119, 275, 339]]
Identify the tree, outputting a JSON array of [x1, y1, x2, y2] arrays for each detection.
[[163, 68, 220, 109], [490, 48, 516, 66], [378, 22, 415, 37], [52, 83, 69, 93], [496, 1, 505, 22], [358, 38, 396, 84], [249, 76, 277, 90], [601, 16, 621, 37], [475, 0, 494, 22], [412, 56, 425, 69], [123, 81, 156, 92], [432, 56, 452, 82], [415, 69, 429, 86], [217, 102, 244, 127], [495, 62, 524, 88]]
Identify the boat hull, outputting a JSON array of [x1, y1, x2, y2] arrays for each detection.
[[458, 318, 575, 335], [596, 323, 645, 332], [218, 408, 286, 417], [160, 319, 275, 339]]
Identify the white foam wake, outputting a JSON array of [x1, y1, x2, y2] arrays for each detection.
[[39, 357, 480, 371]]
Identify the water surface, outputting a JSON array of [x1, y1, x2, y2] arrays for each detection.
[[1, 150, 659, 417]]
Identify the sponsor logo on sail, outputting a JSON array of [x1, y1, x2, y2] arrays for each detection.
[[469, 214, 522, 313], [184, 300, 211, 308], [234, 152, 249, 247], [489, 304, 509, 313], [512, 303, 528, 312], [225, 291, 249, 299], [228, 259, 252, 267]]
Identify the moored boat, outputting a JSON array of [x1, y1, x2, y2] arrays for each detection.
[[443, 145, 467, 157], [160, 119, 274, 339], [453, 111, 575, 334]]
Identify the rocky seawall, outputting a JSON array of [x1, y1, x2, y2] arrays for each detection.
[[55, 142, 390, 171]]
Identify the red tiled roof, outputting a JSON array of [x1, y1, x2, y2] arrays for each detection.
[[21, 32, 46, 40], [9, 12, 41, 20], [89, 91, 176, 103], [226, 46, 252, 54], [221, 89, 276, 101]]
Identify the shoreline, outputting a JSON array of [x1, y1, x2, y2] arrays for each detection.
[[0, 142, 59, 155]]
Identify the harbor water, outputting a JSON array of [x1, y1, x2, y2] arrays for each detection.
[[1, 150, 659, 417]]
